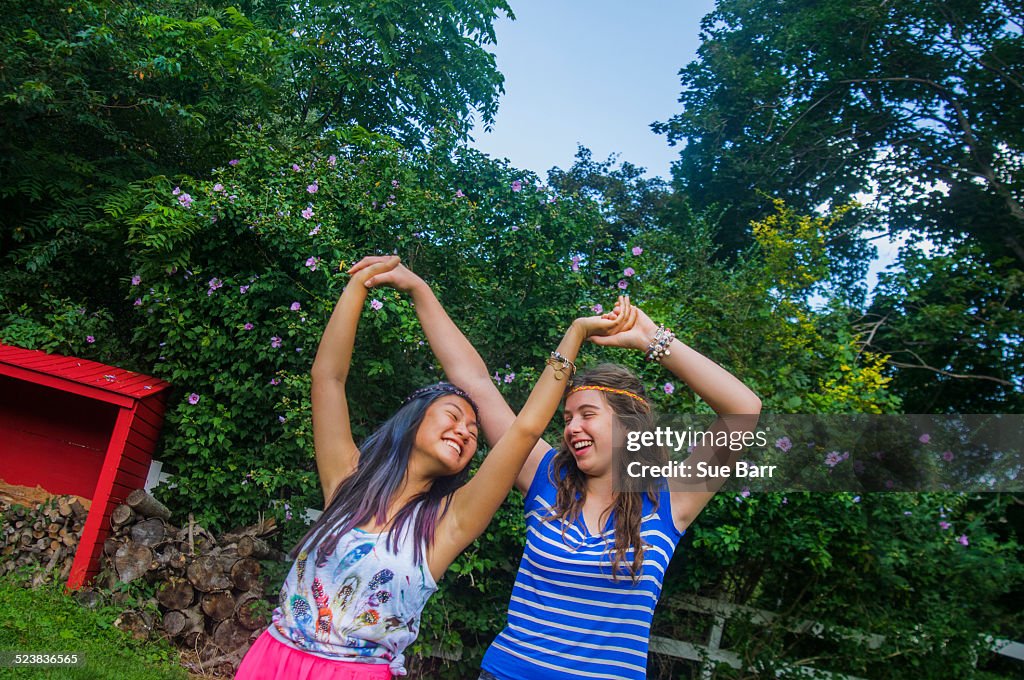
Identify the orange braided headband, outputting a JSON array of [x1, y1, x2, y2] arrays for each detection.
[[569, 384, 648, 406]]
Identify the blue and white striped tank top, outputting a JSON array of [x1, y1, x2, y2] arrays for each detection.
[[481, 449, 683, 679]]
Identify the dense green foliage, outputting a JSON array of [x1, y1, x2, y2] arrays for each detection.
[[1, 0, 1021, 678]]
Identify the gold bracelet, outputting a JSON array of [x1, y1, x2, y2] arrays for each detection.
[[545, 351, 576, 380]]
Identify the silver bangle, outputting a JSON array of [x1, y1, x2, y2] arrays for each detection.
[[644, 325, 675, 362]]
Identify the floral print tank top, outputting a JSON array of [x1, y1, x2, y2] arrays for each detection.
[[268, 522, 437, 676]]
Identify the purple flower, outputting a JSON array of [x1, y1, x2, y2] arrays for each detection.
[[208, 277, 223, 291], [370, 299, 383, 311], [624, 267, 636, 277], [511, 180, 522, 192], [213, 183, 224, 192], [228, 159, 239, 166], [957, 534, 969, 546], [188, 393, 200, 405], [327, 155, 337, 166], [852, 496, 861, 503], [278, 415, 287, 423], [271, 336, 282, 348], [290, 302, 301, 311], [493, 371, 500, 383], [305, 256, 320, 271], [776, 437, 793, 452], [617, 279, 628, 290], [309, 225, 321, 236], [177, 192, 193, 208], [291, 164, 301, 172], [663, 382, 675, 395], [172, 187, 181, 196], [269, 378, 281, 386], [824, 450, 848, 467], [455, 189, 465, 198], [919, 433, 931, 444], [301, 207, 314, 220], [942, 450, 954, 462], [632, 246, 643, 256], [511, 225, 520, 232], [391, 180, 399, 188], [591, 303, 603, 314], [133, 298, 142, 306], [307, 183, 318, 194], [86, 335, 95, 344], [939, 521, 952, 530], [504, 373, 516, 383], [131, 274, 141, 286], [240, 285, 251, 295], [571, 255, 581, 272], [244, 322, 254, 331]]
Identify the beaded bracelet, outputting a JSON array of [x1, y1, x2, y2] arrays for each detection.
[[644, 325, 676, 362], [545, 351, 577, 380]]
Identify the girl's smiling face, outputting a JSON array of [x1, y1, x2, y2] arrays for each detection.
[[412, 395, 479, 476], [563, 390, 618, 478]]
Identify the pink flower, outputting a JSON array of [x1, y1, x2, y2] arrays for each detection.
[[939, 521, 951, 530], [213, 183, 224, 192], [957, 534, 969, 546], [307, 183, 318, 194], [208, 277, 223, 291], [86, 335, 95, 344], [919, 433, 931, 444], [824, 451, 848, 467], [309, 225, 321, 236], [504, 373, 515, 383], [133, 298, 142, 306], [244, 322, 254, 331], [776, 437, 792, 452], [177, 193, 193, 208], [131, 274, 141, 286], [239, 285, 249, 294], [571, 255, 580, 272], [188, 393, 200, 405], [327, 155, 337, 166], [624, 267, 635, 277], [455, 189, 465, 198], [290, 302, 301, 311], [591, 303, 603, 314], [391, 180, 399, 188], [370, 299, 383, 311], [228, 159, 239, 166], [663, 382, 674, 395], [631, 246, 643, 256], [511, 180, 522, 192], [291, 164, 301, 172], [511, 225, 520, 232], [617, 280, 628, 290], [301, 207, 314, 220], [271, 336, 282, 348], [305, 256, 320, 271], [942, 450, 954, 462], [172, 187, 181, 196], [269, 378, 281, 386]]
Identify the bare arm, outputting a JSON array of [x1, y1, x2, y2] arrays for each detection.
[[594, 306, 762, 532], [310, 256, 401, 504], [349, 256, 553, 493]]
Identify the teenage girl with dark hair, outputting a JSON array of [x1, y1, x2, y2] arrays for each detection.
[[355, 257, 761, 680], [235, 256, 633, 679]]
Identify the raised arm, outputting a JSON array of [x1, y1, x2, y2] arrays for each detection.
[[348, 256, 553, 493], [593, 304, 762, 532], [310, 256, 401, 504], [432, 308, 632, 569]]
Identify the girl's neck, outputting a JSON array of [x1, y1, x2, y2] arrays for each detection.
[[584, 471, 615, 503]]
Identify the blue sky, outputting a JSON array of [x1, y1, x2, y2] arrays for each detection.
[[470, 1, 717, 180]]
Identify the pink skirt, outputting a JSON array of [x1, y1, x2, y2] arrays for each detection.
[[235, 631, 393, 679]]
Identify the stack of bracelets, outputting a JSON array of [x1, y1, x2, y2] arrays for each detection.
[[546, 351, 576, 380], [645, 325, 675, 362]]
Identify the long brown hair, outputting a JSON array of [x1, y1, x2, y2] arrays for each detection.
[[547, 364, 667, 582]]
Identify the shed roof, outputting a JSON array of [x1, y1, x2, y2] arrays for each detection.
[[0, 344, 170, 400]]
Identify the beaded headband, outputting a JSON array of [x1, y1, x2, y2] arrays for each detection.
[[402, 382, 479, 416], [568, 384, 648, 407]]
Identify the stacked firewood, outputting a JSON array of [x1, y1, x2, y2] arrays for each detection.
[[0, 494, 89, 587], [93, 489, 283, 672]]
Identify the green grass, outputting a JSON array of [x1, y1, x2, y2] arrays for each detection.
[[0, 572, 187, 680]]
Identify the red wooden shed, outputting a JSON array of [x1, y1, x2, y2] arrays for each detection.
[[0, 343, 171, 589]]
